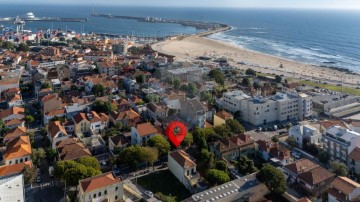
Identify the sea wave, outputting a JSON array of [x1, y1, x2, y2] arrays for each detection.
[[208, 32, 360, 72]]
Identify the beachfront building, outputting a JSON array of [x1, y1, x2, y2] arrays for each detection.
[[220, 90, 251, 113], [288, 122, 322, 149], [241, 92, 312, 127], [323, 125, 360, 163], [180, 98, 206, 128]]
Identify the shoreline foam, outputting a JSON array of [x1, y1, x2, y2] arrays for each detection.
[[152, 35, 360, 87]]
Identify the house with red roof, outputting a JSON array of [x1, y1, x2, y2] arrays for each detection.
[[131, 122, 159, 145], [78, 172, 123, 202]]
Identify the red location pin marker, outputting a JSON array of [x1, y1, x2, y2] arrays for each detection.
[[166, 121, 187, 147]]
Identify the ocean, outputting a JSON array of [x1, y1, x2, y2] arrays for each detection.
[[1, 4, 360, 72]]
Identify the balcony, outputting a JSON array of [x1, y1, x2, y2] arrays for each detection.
[[186, 173, 200, 186]]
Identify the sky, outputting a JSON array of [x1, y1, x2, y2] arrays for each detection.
[[7, 0, 360, 9]]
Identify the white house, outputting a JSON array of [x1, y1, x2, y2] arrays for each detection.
[[48, 121, 69, 149], [323, 126, 360, 163], [168, 150, 199, 193], [131, 123, 159, 145], [78, 172, 123, 202], [328, 176, 360, 202], [289, 122, 322, 149]]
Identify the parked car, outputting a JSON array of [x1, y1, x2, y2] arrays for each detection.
[[36, 177, 41, 183], [145, 191, 153, 198], [291, 151, 301, 159], [160, 163, 168, 168]]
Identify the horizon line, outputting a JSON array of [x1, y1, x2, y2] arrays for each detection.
[[2, 3, 360, 10]]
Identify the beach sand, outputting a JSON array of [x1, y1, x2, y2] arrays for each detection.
[[152, 36, 360, 86]]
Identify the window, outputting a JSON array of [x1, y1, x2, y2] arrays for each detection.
[[104, 190, 107, 195], [115, 187, 118, 191], [93, 194, 96, 198], [115, 196, 118, 200], [99, 192, 101, 197]]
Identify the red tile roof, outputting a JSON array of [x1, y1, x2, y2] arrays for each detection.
[[80, 172, 121, 193], [73, 113, 88, 124], [4, 126, 27, 141], [48, 121, 68, 138], [215, 110, 233, 120], [0, 107, 25, 119], [283, 158, 319, 175], [169, 150, 196, 169], [349, 147, 360, 162], [0, 161, 32, 177], [330, 176, 360, 196], [298, 166, 335, 185], [4, 136, 32, 160], [136, 123, 158, 137]]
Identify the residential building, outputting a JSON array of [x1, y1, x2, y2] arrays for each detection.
[[3, 136, 32, 165], [323, 126, 360, 163], [109, 109, 141, 127], [4, 118, 25, 129], [327, 176, 360, 202], [78, 172, 123, 202], [221, 90, 251, 113], [0, 174, 25, 202], [115, 99, 131, 112], [73, 113, 91, 134], [297, 166, 335, 197], [289, 123, 322, 149], [168, 150, 199, 193], [146, 103, 168, 121], [209, 134, 256, 161], [109, 134, 130, 155], [240, 92, 312, 127], [48, 121, 69, 149], [41, 93, 62, 114], [162, 90, 185, 110], [213, 110, 233, 127], [56, 138, 91, 161], [7, 94, 23, 107], [3, 126, 27, 143], [83, 51, 113, 62], [256, 140, 291, 164], [89, 111, 109, 133], [97, 61, 121, 76], [282, 159, 319, 183], [43, 108, 66, 124], [131, 123, 159, 145], [180, 98, 206, 128], [349, 147, 360, 176], [0, 107, 25, 122]]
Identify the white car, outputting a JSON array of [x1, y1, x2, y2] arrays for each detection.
[[144, 191, 153, 198], [292, 151, 301, 159]]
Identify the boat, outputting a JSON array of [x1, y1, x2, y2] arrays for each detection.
[[22, 12, 35, 20]]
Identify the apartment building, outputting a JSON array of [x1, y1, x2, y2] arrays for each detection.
[[323, 126, 360, 164]]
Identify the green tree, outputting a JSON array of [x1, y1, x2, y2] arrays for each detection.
[[23, 165, 37, 185], [318, 151, 330, 165], [206, 169, 230, 186], [173, 77, 181, 90], [156, 193, 176, 202], [54, 160, 101, 187], [271, 136, 279, 143], [193, 127, 215, 149], [92, 84, 105, 97], [144, 94, 160, 103], [25, 115, 34, 128], [17, 43, 29, 52], [275, 75, 282, 83], [245, 68, 256, 76], [2, 41, 15, 50], [46, 149, 57, 163], [242, 77, 251, 86], [215, 160, 227, 172], [77, 156, 101, 170], [253, 81, 261, 89], [199, 149, 215, 170], [140, 147, 159, 169], [200, 91, 214, 105], [303, 143, 319, 156], [213, 124, 232, 138], [181, 133, 194, 148], [92, 100, 115, 114], [31, 148, 46, 166], [147, 135, 171, 156], [225, 119, 245, 134], [188, 83, 197, 96], [257, 164, 286, 194], [0, 119, 9, 137], [331, 162, 348, 176], [209, 69, 225, 86], [135, 74, 146, 84], [286, 136, 298, 148], [237, 156, 257, 175], [41, 82, 51, 89]]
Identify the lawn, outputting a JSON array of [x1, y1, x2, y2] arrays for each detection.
[[137, 170, 191, 201], [298, 80, 360, 96]]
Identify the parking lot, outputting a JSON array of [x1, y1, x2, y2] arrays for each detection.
[[247, 128, 287, 142]]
